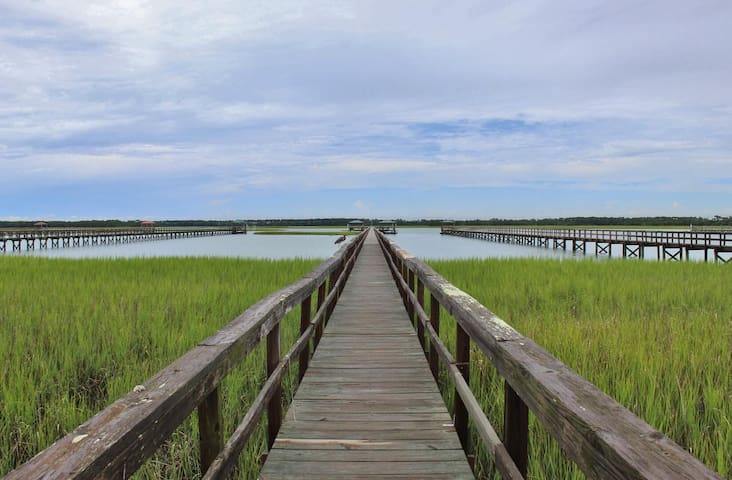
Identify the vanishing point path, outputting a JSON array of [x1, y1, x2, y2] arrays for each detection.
[[260, 231, 473, 479]]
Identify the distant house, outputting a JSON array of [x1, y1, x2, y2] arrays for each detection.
[[33, 221, 49, 229], [140, 220, 155, 229]]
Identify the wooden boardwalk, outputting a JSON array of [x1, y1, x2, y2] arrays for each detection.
[[260, 232, 473, 479]]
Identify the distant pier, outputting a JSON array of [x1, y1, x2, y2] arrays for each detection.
[[0, 226, 246, 253], [441, 227, 732, 263]]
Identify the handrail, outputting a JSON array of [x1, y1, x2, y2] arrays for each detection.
[[376, 230, 722, 480], [6, 229, 368, 479]]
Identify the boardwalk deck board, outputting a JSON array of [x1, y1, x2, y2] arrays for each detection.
[[259, 231, 473, 479]]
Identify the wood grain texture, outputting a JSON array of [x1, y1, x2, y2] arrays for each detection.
[[260, 231, 473, 479]]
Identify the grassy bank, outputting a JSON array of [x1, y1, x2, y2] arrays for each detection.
[[428, 258, 730, 478], [0, 256, 320, 478]]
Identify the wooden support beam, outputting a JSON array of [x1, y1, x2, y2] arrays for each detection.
[[298, 295, 312, 383], [429, 295, 440, 381], [417, 278, 425, 350], [504, 381, 529, 477], [315, 282, 326, 347], [455, 323, 470, 454], [408, 269, 416, 328], [266, 323, 281, 450], [198, 386, 223, 472], [326, 270, 337, 323]]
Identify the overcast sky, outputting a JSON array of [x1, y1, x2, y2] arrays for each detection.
[[1, 0, 730, 220]]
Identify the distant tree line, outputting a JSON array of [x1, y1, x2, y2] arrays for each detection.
[[1, 216, 731, 228]]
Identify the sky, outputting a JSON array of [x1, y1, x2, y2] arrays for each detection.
[[1, 0, 731, 221]]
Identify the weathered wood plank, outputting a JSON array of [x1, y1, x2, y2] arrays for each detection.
[[279, 420, 457, 432], [295, 384, 439, 395], [272, 438, 464, 451], [293, 392, 447, 402], [261, 472, 474, 480], [197, 386, 223, 472], [266, 449, 468, 462], [276, 429, 461, 441], [261, 460, 472, 475], [281, 411, 452, 422]]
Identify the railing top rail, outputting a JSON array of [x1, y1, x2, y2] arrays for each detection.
[[6, 230, 367, 479], [378, 231, 722, 480]]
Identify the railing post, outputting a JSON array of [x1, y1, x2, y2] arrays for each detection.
[[397, 259, 407, 304], [504, 381, 529, 477], [298, 295, 312, 383], [336, 260, 346, 295], [416, 279, 425, 350], [198, 386, 223, 473], [326, 269, 338, 322], [429, 295, 440, 380], [455, 323, 470, 454], [266, 323, 281, 450], [315, 282, 326, 347], [407, 269, 416, 328]]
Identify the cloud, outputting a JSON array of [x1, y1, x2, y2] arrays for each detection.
[[319, 158, 437, 174], [0, 1, 731, 217]]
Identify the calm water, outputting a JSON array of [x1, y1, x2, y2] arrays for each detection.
[[18, 228, 573, 260]]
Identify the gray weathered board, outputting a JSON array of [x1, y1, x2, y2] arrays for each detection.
[[259, 232, 474, 479]]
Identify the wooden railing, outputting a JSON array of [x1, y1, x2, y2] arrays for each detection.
[[376, 230, 723, 480], [6, 229, 368, 479]]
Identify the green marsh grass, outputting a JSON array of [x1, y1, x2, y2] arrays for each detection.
[[0, 256, 319, 478], [2, 254, 729, 479], [428, 258, 731, 479]]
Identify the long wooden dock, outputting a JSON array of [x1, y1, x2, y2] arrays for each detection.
[[441, 226, 732, 262], [259, 231, 473, 479], [0, 226, 245, 253]]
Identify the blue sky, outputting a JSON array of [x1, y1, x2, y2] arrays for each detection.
[[1, 1, 731, 220]]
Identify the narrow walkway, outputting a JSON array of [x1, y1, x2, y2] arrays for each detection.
[[259, 231, 473, 479]]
